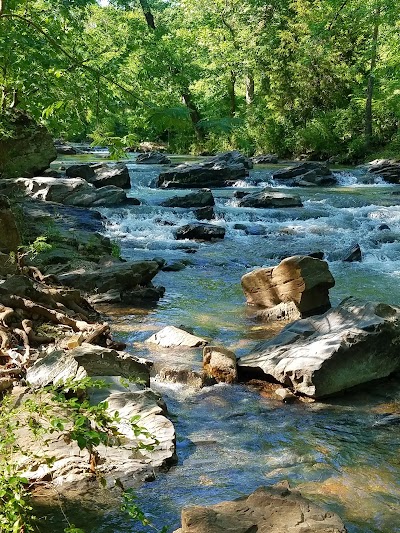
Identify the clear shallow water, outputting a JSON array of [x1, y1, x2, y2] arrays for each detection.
[[53, 157, 400, 532]]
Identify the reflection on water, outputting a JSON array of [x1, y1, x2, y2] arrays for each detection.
[[39, 156, 400, 533]]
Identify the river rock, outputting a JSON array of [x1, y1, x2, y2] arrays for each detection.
[[0, 194, 21, 253], [252, 154, 279, 164], [242, 255, 335, 318], [173, 484, 347, 533], [237, 189, 303, 208], [13, 384, 175, 490], [203, 346, 237, 384], [161, 189, 215, 208], [157, 154, 248, 189], [239, 297, 400, 398], [26, 344, 152, 389], [342, 243, 362, 262], [56, 260, 162, 297], [65, 164, 96, 181], [367, 160, 400, 184], [136, 151, 171, 164], [272, 162, 334, 183], [175, 223, 225, 241], [5, 177, 127, 207], [55, 143, 82, 155], [146, 326, 207, 348], [292, 169, 337, 187], [208, 150, 253, 169], [0, 112, 57, 178], [193, 206, 215, 220], [89, 163, 130, 189]]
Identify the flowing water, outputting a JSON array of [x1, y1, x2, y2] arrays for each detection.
[[54, 156, 400, 532]]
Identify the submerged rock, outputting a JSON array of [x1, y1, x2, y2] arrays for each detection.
[[193, 206, 215, 220], [237, 189, 303, 208], [239, 297, 400, 398], [161, 189, 215, 208], [241, 255, 335, 318], [173, 483, 347, 533]]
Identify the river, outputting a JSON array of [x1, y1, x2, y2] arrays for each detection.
[[53, 154, 400, 533]]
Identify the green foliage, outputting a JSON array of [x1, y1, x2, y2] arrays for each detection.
[[2, 0, 400, 158], [0, 377, 160, 533]]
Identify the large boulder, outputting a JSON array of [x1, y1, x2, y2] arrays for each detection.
[[175, 223, 225, 241], [367, 159, 400, 184], [136, 151, 171, 165], [157, 154, 249, 189], [238, 297, 400, 398], [0, 112, 57, 178], [56, 260, 163, 300], [66, 163, 131, 189], [173, 484, 347, 533], [238, 189, 303, 208], [89, 163, 130, 189], [4, 177, 127, 207], [66, 164, 96, 181], [0, 194, 21, 253], [272, 162, 335, 184], [241, 256, 335, 318], [146, 326, 207, 348], [161, 189, 215, 208]]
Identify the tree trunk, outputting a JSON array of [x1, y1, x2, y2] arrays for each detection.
[[139, 0, 156, 30], [245, 73, 255, 105], [228, 70, 236, 117], [365, 1, 381, 147], [181, 90, 204, 140]]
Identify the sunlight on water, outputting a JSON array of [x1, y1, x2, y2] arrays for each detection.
[[40, 158, 400, 533]]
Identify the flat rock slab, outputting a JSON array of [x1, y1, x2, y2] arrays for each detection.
[[3, 177, 127, 207], [173, 484, 347, 533], [238, 189, 303, 208], [146, 326, 208, 348], [14, 386, 175, 491], [26, 344, 152, 388], [239, 297, 400, 398], [56, 260, 161, 294]]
